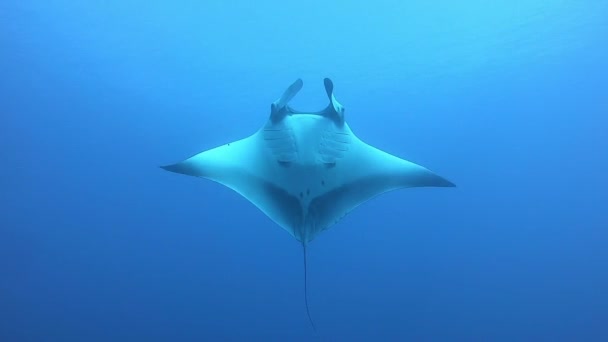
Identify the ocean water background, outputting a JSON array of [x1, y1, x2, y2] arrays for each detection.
[[2, 0, 607, 340]]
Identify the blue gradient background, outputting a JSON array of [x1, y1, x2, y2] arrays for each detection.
[[2, 1, 607, 341]]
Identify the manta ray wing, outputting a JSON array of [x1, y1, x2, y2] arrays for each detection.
[[161, 131, 304, 235]]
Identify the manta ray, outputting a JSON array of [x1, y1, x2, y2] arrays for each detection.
[[161, 78, 455, 333]]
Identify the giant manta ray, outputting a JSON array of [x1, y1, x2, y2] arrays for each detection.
[[161, 78, 455, 332]]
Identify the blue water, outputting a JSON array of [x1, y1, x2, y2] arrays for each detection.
[[2, 1, 608, 340]]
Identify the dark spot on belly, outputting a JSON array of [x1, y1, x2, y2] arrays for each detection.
[[321, 180, 325, 186], [306, 189, 310, 196], [299, 192, 303, 199]]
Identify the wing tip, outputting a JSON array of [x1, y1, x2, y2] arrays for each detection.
[[441, 178, 457, 188], [159, 162, 192, 176], [420, 170, 456, 188]]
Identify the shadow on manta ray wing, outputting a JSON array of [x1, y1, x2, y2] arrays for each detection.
[[160, 77, 456, 335]]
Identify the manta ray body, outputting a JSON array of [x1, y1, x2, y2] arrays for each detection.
[[161, 78, 455, 332]]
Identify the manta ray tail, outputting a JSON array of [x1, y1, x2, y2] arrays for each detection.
[[303, 243, 318, 335]]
